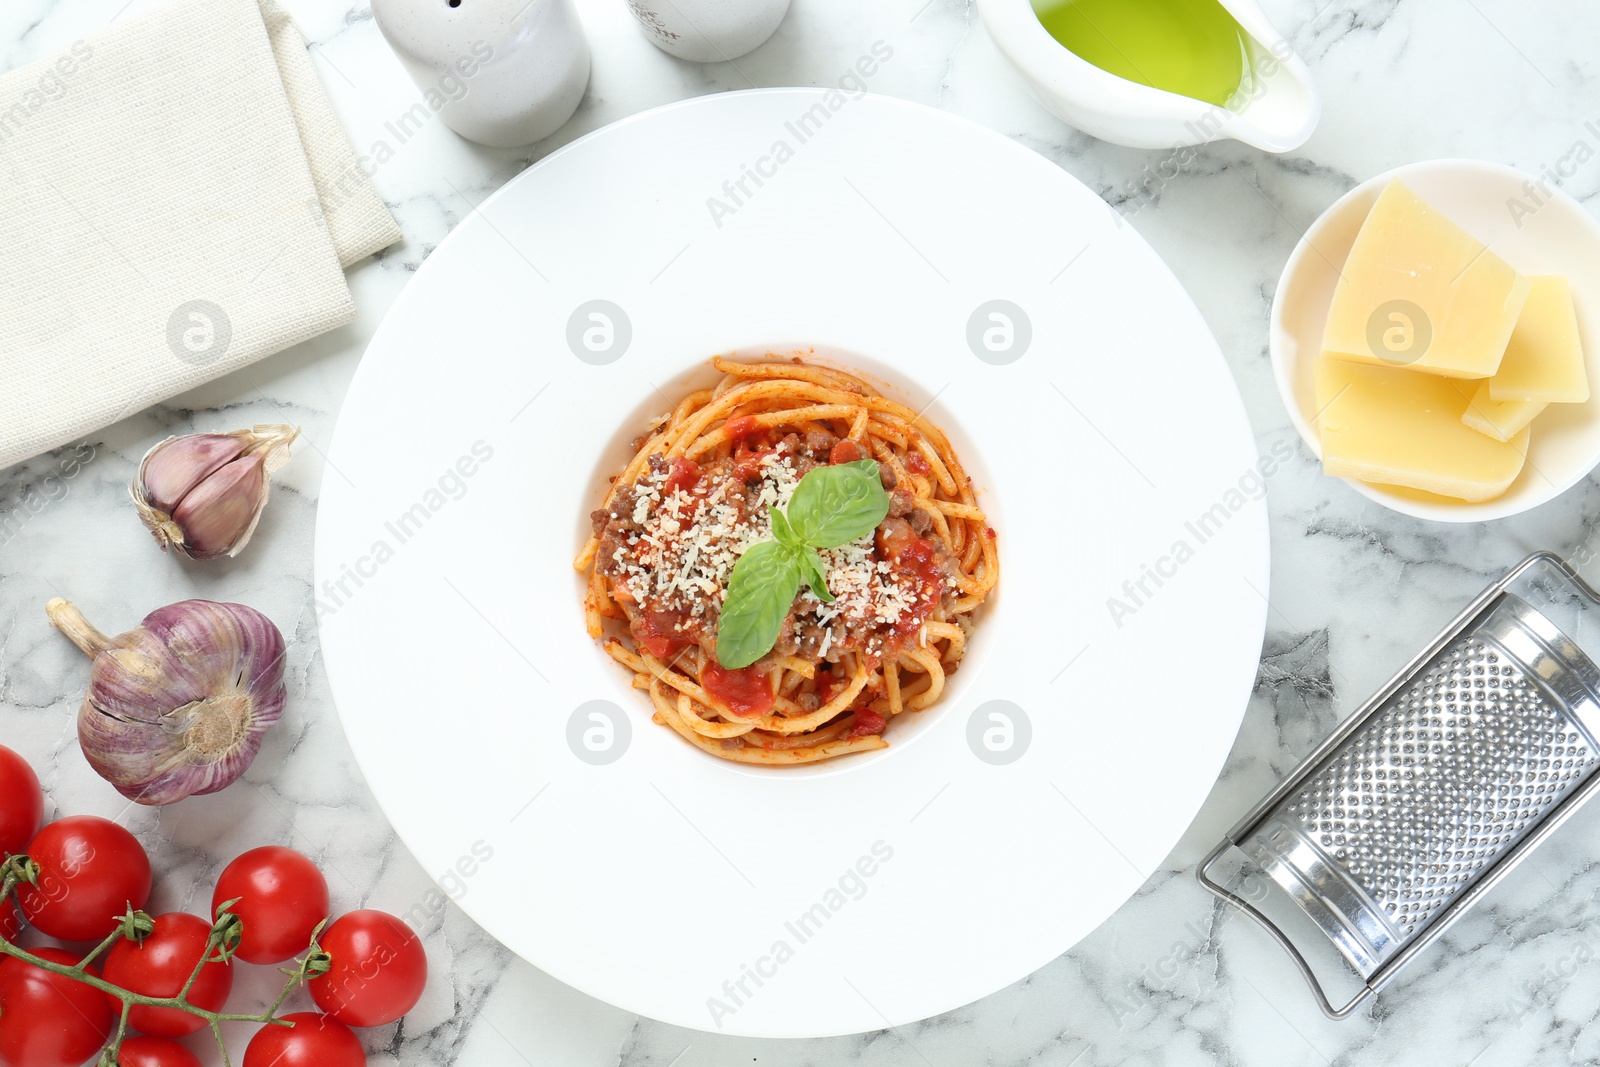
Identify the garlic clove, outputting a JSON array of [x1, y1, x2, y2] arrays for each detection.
[[131, 425, 297, 561], [48, 597, 286, 807], [172, 451, 267, 561], [138, 433, 248, 514]]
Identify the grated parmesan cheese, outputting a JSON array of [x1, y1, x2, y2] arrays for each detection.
[[609, 443, 934, 650]]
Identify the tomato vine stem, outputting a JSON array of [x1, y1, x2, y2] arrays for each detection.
[[0, 854, 314, 1067]]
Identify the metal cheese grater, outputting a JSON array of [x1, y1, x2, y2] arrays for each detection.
[[1199, 553, 1600, 1018]]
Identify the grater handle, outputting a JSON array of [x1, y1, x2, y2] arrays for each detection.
[[1196, 841, 1372, 1019]]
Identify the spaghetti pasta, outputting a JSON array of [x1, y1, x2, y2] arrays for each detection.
[[576, 357, 998, 764]]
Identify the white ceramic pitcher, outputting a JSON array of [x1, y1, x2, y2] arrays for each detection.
[[977, 0, 1319, 152]]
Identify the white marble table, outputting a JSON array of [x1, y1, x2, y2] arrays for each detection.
[[5, 0, 1600, 1063]]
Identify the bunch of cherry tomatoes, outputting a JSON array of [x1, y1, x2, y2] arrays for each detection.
[[0, 746, 428, 1067]]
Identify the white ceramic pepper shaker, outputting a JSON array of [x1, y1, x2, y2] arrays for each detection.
[[625, 0, 791, 63], [371, 0, 590, 149]]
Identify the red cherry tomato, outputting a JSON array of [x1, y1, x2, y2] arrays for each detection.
[[308, 911, 427, 1027], [0, 899, 17, 944], [17, 816, 152, 942], [212, 846, 330, 965], [117, 1036, 204, 1067], [662, 456, 701, 496], [0, 746, 42, 858], [701, 661, 775, 718], [847, 708, 888, 738], [242, 1012, 365, 1067], [0, 946, 114, 1067], [828, 438, 863, 465], [102, 913, 233, 1038]]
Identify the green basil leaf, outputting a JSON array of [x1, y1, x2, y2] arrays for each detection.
[[797, 546, 834, 603], [768, 505, 800, 548], [716, 540, 802, 669], [785, 460, 890, 548]]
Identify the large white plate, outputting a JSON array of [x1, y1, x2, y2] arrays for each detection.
[[316, 89, 1269, 1037]]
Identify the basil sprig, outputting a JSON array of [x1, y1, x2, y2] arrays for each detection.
[[716, 459, 890, 669]]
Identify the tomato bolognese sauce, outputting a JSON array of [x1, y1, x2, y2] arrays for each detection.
[[574, 357, 998, 764]]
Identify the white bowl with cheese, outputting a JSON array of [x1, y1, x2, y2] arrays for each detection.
[[1270, 158, 1600, 522]]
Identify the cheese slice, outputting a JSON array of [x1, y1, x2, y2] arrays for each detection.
[[1487, 275, 1588, 403], [1316, 356, 1529, 502], [1460, 382, 1545, 442], [1323, 181, 1529, 379]]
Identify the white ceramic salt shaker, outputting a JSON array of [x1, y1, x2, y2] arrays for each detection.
[[371, 0, 590, 149], [625, 0, 791, 63]]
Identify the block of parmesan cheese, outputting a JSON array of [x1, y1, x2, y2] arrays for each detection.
[[1460, 383, 1545, 443], [1316, 356, 1529, 502], [1487, 275, 1588, 403], [1323, 181, 1529, 379]]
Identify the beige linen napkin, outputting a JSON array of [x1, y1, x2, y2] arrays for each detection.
[[0, 0, 402, 469]]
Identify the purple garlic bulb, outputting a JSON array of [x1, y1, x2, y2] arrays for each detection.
[[46, 598, 287, 806]]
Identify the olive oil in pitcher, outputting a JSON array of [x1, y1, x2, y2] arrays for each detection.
[[1032, 0, 1251, 108]]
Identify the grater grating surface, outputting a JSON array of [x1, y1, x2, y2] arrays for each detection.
[[1200, 555, 1600, 1019], [1278, 636, 1598, 939]]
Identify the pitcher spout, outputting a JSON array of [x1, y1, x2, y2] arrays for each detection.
[[1215, 0, 1321, 151]]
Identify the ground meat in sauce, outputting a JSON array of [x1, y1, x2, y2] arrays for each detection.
[[876, 515, 916, 559], [804, 427, 837, 458], [591, 484, 639, 538], [780, 433, 822, 476], [792, 614, 848, 663], [772, 613, 800, 657], [774, 607, 847, 663]]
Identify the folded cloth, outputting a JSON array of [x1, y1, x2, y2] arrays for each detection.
[[0, 0, 402, 469]]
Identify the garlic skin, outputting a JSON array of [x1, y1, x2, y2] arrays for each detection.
[[46, 598, 287, 806], [132, 425, 298, 560]]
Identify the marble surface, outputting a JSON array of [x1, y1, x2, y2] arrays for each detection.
[[4, 0, 1600, 1063]]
